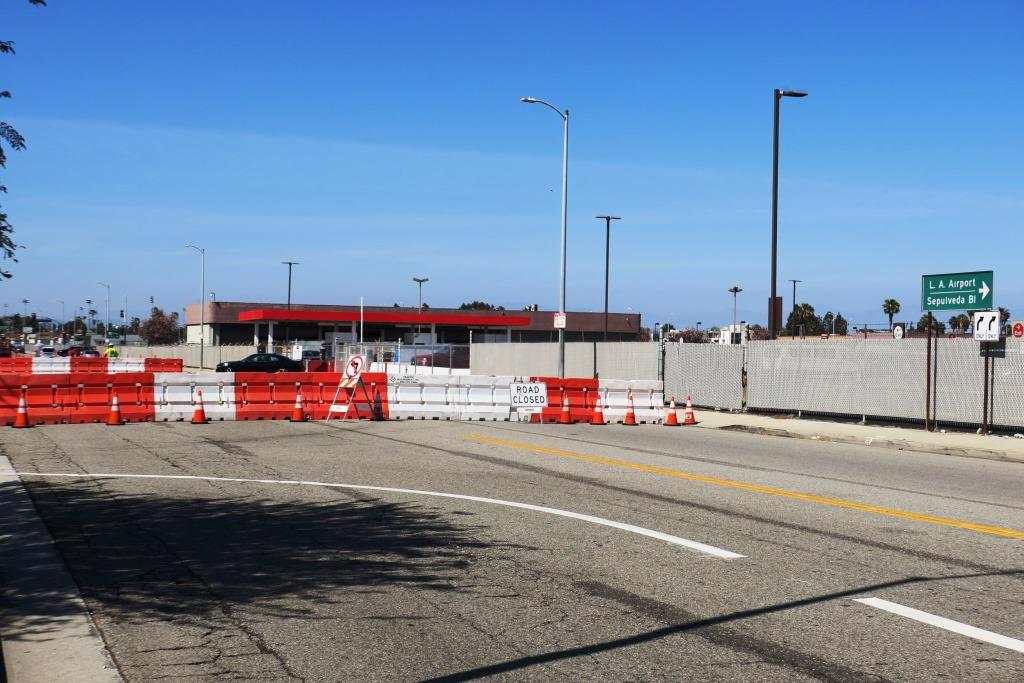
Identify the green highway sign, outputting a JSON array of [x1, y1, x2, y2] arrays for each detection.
[[921, 270, 993, 312]]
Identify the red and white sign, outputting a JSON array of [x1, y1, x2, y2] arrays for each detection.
[[1013, 321, 1024, 340], [553, 312, 566, 329], [344, 354, 367, 379]]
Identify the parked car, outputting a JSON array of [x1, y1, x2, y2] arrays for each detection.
[[35, 345, 58, 358], [59, 345, 99, 357], [215, 353, 304, 373], [10, 340, 25, 353], [413, 345, 470, 369]]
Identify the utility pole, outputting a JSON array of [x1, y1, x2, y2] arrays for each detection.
[[788, 279, 801, 337], [728, 286, 742, 343], [770, 88, 807, 338], [595, 216, 621, 341]]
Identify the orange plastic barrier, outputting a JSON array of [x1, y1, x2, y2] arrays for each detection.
[[144, 358, 184, 372], [70, 357, 109, 374], [531, 377, 599, 424], [0, 374, 71, 425], [64, 373, 155, 423], [235, 372, 388, 421], [0, 358, 33, 374]]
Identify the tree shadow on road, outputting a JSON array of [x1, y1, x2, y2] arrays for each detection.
[[0, 477, 497, 641]]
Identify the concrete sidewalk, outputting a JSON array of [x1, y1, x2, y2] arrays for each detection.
[[693, 409, 1024, 464]]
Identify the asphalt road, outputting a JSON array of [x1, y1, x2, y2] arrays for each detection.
[[1, 419, 1022, 681]]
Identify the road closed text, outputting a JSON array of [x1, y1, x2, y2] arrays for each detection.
[[510, 382, 548, 407]]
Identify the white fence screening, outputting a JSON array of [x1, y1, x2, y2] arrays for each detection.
[[664, 344, 744, 410], [746, 339, 1024, 429], [470, 342, 658, 380]]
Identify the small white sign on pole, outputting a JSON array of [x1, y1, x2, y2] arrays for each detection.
[[510, 382, 547, 414], [553, 312, 566, 329], [972, 311, 1001, 342]]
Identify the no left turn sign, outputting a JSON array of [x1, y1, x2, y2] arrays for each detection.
[[344, 354, 367, 379]]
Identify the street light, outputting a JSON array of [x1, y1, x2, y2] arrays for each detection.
[[788, 278, 801, 337], [728, 286, 743, 340], [97, 282, 110, 341], [185, 244, 206, 369], [522, 96, 570, 377], [412, 277, 429, 312], [58, 300, 65, 336], [595, 216, 621, 341], [770, 88, 807, 339]]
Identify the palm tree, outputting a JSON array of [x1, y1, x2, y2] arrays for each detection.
[[882, 299, 901, 331], [999, 307, 1011, 335]]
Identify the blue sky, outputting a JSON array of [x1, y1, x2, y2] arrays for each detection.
[[2, 1, 1022, 329]]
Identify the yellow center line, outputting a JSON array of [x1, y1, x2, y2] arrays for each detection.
[[466, 434, 1024, 541]]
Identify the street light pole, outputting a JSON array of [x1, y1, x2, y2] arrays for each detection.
[[770, 88, 807, 339], [595, 216, 621, 342], [522, 96, 569, 378], [413, 277, 429, 343], [282, 261, 299, 346], [185, 245, 206, 369], [97, 282, 110, 341], [58, 300, 65, 335], [729, 286, 743, 341], [788, 278, 801, 337]]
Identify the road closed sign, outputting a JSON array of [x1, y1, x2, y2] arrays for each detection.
[[510, 382, 547, 413]]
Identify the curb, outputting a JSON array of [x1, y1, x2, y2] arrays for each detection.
[[709, 424, 1024, 465]]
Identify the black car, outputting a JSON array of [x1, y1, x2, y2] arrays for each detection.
[[215, 353, 304, 373]]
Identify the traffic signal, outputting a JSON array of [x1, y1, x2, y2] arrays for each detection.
[[120, 310, 125, 318], [149, 296, 154, 304]]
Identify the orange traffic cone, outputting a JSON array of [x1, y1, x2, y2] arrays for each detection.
[[664, 396, 679, 427], [623, 393, 637, 426], [683, 395, 697, 425], [558, 392, 572, 424], [191, 389, 209, 424], [107, 395, 123, 426], [590, 394, 606, 425], [290, 392, 306, 422], [13, 395, 31, 428]]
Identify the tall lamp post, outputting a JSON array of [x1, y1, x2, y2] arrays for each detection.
[[729, 286, 743, 341], [282, 261, 299, 345], [185, 244, 206, 369], [522, 96, 569, 377], [413, 277, 429, 343], [788, 278, 801, 337], [58, 300, 65, 336], [595, 216, 621, 341], [770, 88, 807, 339], [97, 282, 110, 341]]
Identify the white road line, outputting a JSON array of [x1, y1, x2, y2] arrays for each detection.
[[854, 597, 1024, 654], [0, 470, 744, 560]]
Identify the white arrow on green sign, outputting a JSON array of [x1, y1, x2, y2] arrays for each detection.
[[921, 271, 993, 312]]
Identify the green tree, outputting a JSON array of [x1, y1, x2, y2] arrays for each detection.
[[0, 2, 46, 279], [999, 307, 1011, 335], [947, 314, 970, 333], [748, 324, 770, 341], [459, 301, 505, 311], [833, 313, 849, 336], [785, 303, 822, 336], [140, 307, 180, 344], [882, 299, 901, 331], [821, 311, 835, 334], [916, 314, 946, 334], [676, 327, 707, 343]]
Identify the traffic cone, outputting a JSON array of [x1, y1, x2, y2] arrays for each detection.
[[664, 396, 679, 427], [590, 393, 606, 425], [13, 395, 31, 428], [191, 389, 209, 424], [558, 392, 572, 424], [290, 392, 305, 422], [623, 393, 637, 426], [107, 395, 123, 426], [683, 395, 697, 425]]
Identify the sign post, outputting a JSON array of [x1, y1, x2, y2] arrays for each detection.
[[920, 270, 994, 432]]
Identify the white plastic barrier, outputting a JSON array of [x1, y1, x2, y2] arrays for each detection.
[[387, 375, 459, 420], [110, 358, 146, 373], [452, 375, 515, 421], [153, 372, 237, 421], [32, 357, 71, 374], [599, 379, 665, 424]]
